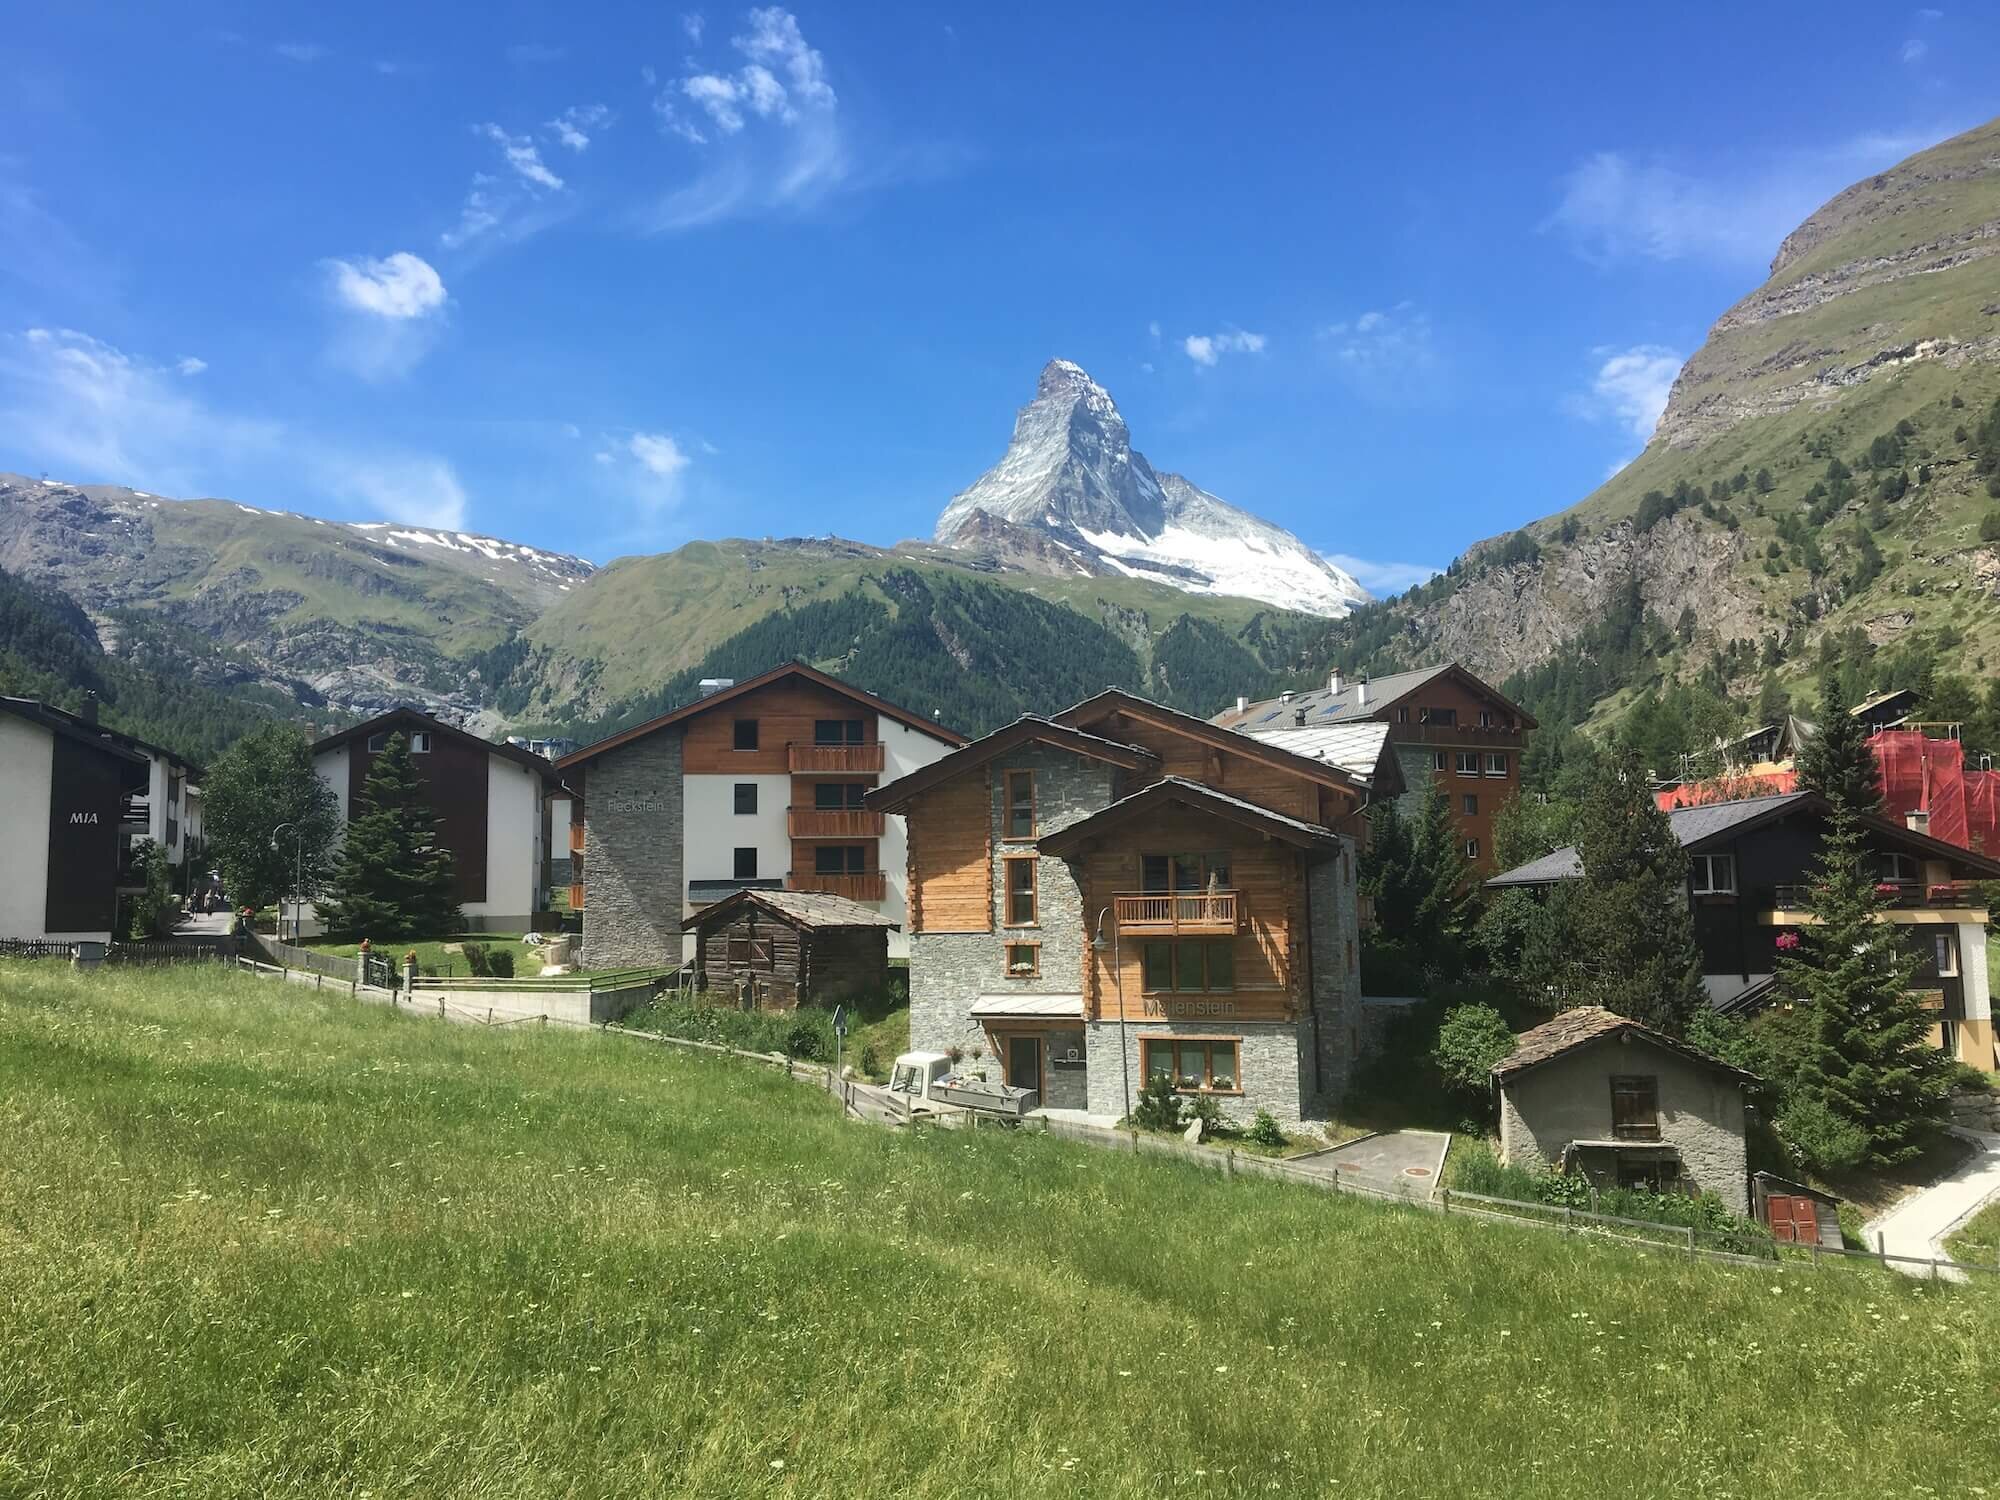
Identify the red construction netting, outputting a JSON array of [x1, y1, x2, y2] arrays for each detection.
[[1966, 769, 2000, 857], [1873, 729, 1967, 848]]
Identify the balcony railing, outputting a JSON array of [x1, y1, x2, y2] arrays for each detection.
[[788, 741, 885, 774], [1771, 881, 1981, 912], [788, 807, 886, 838], [787, 870, 886, 902], [1114, 890, 1243, 936]]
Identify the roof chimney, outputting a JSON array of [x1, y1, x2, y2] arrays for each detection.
[[1329, 667, 1344, 695], [1234, 695, 1248, 715], [1356, 674, 1370, 708], [79, 692, 98, 726], [1279, 690, 1295, 704], [1294, 707, 1308, 727], [1906, 809, 1930, 835]]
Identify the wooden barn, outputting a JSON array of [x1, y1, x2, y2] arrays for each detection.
[[682, 888, 899, 1010]]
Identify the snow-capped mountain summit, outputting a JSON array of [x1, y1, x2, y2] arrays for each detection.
[[933, 359, 1367, 617]]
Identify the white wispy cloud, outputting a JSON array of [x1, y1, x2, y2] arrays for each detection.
[[0, 326, 468, 527], [479, 124, 564, 190], [1183, 329, 1266, 367], [1544, 127, 1958, 267], [273, 41, 326, 63], [547, 104, 612, 152], [591, 431, 695, 511], [175, 356, 208, 377], [683, 12, 706, 42], [1323, 553, 1442, 596], [1318, 302, 1436, 396], [327, 251, 447, 319], [1570, 344, 1684, 443], [1900, 38, 1929, 64], [642, 7, 852, 230]]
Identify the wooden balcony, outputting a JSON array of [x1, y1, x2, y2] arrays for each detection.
[[568, 883, 586, 910], [788, 741, 885, 774], [788, 807, 886, 838], [568, 823, 586, 855], [787, 870, 887, 902], [1114, 890, 1243, 936]]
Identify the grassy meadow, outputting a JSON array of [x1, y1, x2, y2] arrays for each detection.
[[3, 961, 1997, 1498]]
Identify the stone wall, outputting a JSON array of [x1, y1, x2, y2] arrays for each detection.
[[579, 732, 685, 969], [1305, 844, 1362, 1114], [1084, 1021, 1309, 1125], [1498, 1037, 1749, 1215]]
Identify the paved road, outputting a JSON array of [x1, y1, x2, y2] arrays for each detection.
[[178, 911, 238, 938], [1288, 1129, 1451, 1198], [1868, 1129, 2000, 1281]]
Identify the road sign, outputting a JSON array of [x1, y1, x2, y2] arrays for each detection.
[[832, 1004, 848, 1038]]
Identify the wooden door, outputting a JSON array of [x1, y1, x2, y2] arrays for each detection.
[[1768, 1195, 1818, 1244]]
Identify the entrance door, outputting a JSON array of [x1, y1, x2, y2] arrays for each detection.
[[1007, 1035, 1042, 1098], [1768, 1195, 1818, 1245]]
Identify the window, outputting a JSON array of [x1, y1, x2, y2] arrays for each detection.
[[1877, 851, 1919, 885], [1462, 794, 1478, 817], [1455, 751, 1480, 776], [1141, 852, 1231, 892], [732, 719, 758, 751], [408, 732, 432, 754], [1141, 939, 1236, 993], [1463, 838, 1480, 860], [732, 847, 758, 880], [1690, 853, 1736, 896], [813, 782, 866, 810], [1422, 707, 1458, 727], [1432, 751, 1447, 772], [1142, 1037, 1241, 1093], [1004, 942, 1040, 978], [365, 733, 386, 753], [1934, 931, 1960, 977], [1610, 1076, 1660, 1141], [1478, 709, 1492, 728], [815, 844, 867, 875], [813, 718, 864, 745], [1396, 706, 1409, 724], [726, 936, 773, 969], [1485, 752, 1507, 777], [1004, 769, 1036, 840], [733, 783, 758, 815], [1004, 856, 1038, 925]]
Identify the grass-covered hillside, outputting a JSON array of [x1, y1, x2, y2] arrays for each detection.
[[3, 962, 1993, 1498]]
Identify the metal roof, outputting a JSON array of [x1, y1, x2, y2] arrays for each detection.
[[1226, 719, 1395, 784], [968, 993, 1085, 1018], [1212, 665, 1453, 729]]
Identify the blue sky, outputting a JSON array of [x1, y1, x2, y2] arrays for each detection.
[[3, 4, 1993, 593]]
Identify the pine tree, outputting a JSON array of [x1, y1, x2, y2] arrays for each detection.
[[317, 733, 463, 941], [1363, 778, 1474, 960], [1776, 800, 1951, 1169], [1524, 751, 1706, 1033], [1796, 675, 1884, 813]]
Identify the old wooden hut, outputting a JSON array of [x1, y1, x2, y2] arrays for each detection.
[[682, 888, 899, 1009]]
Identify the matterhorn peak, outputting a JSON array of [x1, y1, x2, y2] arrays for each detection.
[[933, 361, 1367, 618]]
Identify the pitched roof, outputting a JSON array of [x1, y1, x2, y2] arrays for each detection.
[[1035, 775, 1345, 858], [1486, 789, 2000, 889], [681, 886, 901, 931], [557, 660, 965, 771], [0, 696, 152, 767], [1223, 718, 1402, 792], [968, 993, 1084, 1019], [866, 716, 1157, 815], [1492, 1006, 1758, 1083], [313, 706, 554, 777], [1211, 662, 1537, 733], [1054, 688, 1368, 797]]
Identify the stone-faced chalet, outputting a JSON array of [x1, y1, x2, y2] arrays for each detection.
[[868, 690, 1370, 1123]]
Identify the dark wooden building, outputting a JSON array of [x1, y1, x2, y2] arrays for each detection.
[[683, 888, 898, 1009]]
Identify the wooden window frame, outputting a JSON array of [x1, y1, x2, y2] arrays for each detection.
[[1484, 752, 1507, 777], [1610, 1075, 1661, 1141], [726, 935, 774, 970], [1002, 769, 1036, 841], [1138, 937, 1237, 995], [813, 782, 866, 811], [814, 844, 868, 876], [1003, 941, 1041, 979], [732, 718, 759, 751], [813, 718, 865, 746], [1002, 854, 1038, 927], [733, 782, 758, 815], [1139, 1035, 1243, 1095]]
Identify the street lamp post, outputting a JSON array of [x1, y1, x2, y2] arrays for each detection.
[[1091, 906, 1131, 1129]]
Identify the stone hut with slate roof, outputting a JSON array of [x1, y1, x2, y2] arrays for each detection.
[[683, 887, 899, 1010]]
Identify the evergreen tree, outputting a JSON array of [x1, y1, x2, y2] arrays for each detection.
[[1522, 751, 1706, 1033], [204, 724, 340, 911], [1775, 801, 1951, 1169], [317, 733, 463, 941], [1795, 676, 1884, 813], [1362, 779, 1475, 971]]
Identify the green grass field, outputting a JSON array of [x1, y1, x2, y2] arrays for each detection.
[[3, 961, 1996, 1497], [308, 933, 527, 976]]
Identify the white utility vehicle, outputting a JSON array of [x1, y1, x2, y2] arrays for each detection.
[[887, 1051, 952, 1101]]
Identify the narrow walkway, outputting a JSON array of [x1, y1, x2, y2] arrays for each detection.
[[1287, 1129, 1451, 1199], [1867, 1130, 2000, 1281]]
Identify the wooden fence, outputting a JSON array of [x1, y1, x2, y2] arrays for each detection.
[[1, 936, 240, 963]]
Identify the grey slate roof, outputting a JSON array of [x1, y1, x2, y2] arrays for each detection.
[[1486, 793, 1810, 888], [1212, 665, 1453, 730], [1492, 1005, 1757, 1083], [683, 886, 901, 931], [1224, 719, 1395, 785]]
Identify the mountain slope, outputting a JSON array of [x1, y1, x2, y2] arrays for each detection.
[[0, 474, 592, 722], [934, 359, 1368, 617], [1311, 116, 2000, 758]]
